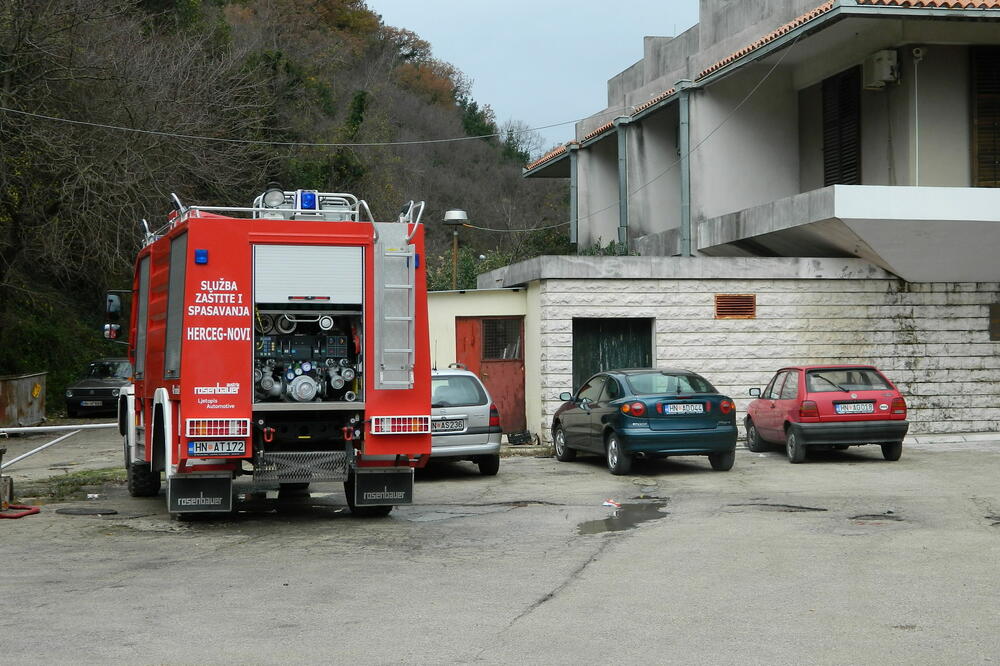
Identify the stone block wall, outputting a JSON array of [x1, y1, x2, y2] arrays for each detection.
[[537, 277, 1000, 440]]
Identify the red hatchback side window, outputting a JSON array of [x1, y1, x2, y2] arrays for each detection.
[[779, 371, 800, 400], [765, 372, 786, 400]]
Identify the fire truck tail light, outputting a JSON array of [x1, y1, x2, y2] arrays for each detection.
[[371, 415, 431, 434], [185, 418, 250, 438]]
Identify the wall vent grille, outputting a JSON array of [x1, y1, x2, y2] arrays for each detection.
[[715, 294, 756, 319]]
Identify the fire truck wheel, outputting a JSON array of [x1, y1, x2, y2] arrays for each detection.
[[125, 439, 161, 497], [343, 477, 394, 517], [477, 454, 500, 476]]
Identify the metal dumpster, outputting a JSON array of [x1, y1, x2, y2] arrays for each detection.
[[0, 372, 47, 427]]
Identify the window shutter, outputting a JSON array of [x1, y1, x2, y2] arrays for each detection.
[[822, 66, 862, 186], [972, 48, 1000, 188], [715, 294, 756, 319]]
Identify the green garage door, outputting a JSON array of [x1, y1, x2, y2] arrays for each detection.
[[572, 318, 653, 391]]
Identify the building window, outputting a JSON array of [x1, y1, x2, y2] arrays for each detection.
[[990, 304, 1000, 341], [482, 318, 522, 360], [972, 48, 1000, 188], [822, 66, 862, 186], [715, 294, 756, 319]]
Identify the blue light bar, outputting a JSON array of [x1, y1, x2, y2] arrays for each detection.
[[194, 249, 209, 265], [300, 191, 317, 210]]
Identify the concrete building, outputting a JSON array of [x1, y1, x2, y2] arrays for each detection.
[[482, 0, 1000, 442]]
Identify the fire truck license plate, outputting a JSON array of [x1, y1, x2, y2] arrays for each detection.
[[432, 419, 464, 432], [188, 440, 246, 456]]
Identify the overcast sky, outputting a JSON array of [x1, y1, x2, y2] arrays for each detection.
[[367, 0, 701, 153]]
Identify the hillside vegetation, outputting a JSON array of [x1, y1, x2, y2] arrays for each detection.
[[0, 0, 569, 409]]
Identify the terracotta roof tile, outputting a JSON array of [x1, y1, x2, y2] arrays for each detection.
[[855, 0, 1000, 6], [697, 1, 836, 79], [525, 144, 568, 171], [581, 121, 616, 142], [633, 87, 677, 114]]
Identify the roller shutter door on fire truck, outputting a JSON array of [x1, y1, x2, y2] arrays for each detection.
[[254, 245, 363, 304]]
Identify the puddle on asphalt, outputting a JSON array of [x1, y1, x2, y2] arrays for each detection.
[[577, 502, 669, 535]]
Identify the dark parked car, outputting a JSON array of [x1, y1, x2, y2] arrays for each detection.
[[64, 358, 131, 417], [551, 368, 738, 475], [745, 364, 908, 463]]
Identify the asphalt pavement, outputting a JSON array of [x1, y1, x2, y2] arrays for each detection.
[[2, 420, 999, 664]]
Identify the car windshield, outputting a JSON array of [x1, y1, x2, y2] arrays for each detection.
[[432, 375, 487, 407], [806, 368, 891, 392], [85, 361, 131, 380], [625, 372, 716, 395]]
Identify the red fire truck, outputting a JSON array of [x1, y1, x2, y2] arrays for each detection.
[[108, 188, 431, 516]]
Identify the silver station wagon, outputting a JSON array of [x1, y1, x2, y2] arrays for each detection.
[[430, 366, 502, 475]]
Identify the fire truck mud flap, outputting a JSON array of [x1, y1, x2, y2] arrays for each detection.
[[353, 468, 414, 506], [168, 476, 233, 513]]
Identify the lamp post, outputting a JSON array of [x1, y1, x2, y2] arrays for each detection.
[[443, 209, 468, 290]]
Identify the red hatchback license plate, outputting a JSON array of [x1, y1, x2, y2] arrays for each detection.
[[835, 402, 875, 415]]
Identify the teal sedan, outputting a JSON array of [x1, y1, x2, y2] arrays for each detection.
[[551, 369, 738, 475]]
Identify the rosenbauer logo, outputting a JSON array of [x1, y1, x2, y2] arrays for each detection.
[[363, 487, 407, 501], [177, 493, 225, 507], [194, 382, 240, 395]]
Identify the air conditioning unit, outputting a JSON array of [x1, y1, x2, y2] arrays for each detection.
[[863, 50, 899, 90]]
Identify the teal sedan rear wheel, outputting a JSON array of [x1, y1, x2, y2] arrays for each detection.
[[606, 432, 632, 475], [709, 449, 735, 471]]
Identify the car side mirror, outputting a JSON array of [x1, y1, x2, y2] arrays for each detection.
[[559, 392, 573, 402], [748, 387, 761, 398], [106, 293, 122, 321], [103, 323, 121, 340], [104, 290, 130, 344]]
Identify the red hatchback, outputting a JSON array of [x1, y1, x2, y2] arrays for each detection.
[[745, 365, 908, 463]]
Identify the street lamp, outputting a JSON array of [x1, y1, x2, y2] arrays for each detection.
[[443, 209, 468, 290]]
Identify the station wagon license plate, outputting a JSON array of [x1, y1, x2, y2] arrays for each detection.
[[432, 419, 464, 432], [188, 440, 246, 456], [835, 402, 875, 415], [665, 403, 704, 414], [80, 401, 103, 407]]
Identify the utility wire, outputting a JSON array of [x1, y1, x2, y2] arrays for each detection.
[[0, 103, 630, 148], [0, 37, 797, 236], [462, 221, 569, 233]]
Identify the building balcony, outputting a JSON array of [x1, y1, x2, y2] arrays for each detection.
[[696, 185, 1000, 282]]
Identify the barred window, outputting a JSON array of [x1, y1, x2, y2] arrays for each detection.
[[482, 318, 522, 360]]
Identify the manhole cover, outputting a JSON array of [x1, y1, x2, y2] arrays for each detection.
[[55, 507, 118, 516]]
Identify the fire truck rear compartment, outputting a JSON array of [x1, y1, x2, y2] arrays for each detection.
[[250, 410, 359, 484], [253, 244, 364, 406]]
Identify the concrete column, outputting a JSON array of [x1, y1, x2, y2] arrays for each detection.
[[614, 116, 631, 250], [568, 144, 579, 245], [677, 80, 693, 257]]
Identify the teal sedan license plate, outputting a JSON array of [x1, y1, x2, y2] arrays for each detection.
[[666, 403, 704, 414]]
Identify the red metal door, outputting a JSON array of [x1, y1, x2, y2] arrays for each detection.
[[456, 316, 526, 433]]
